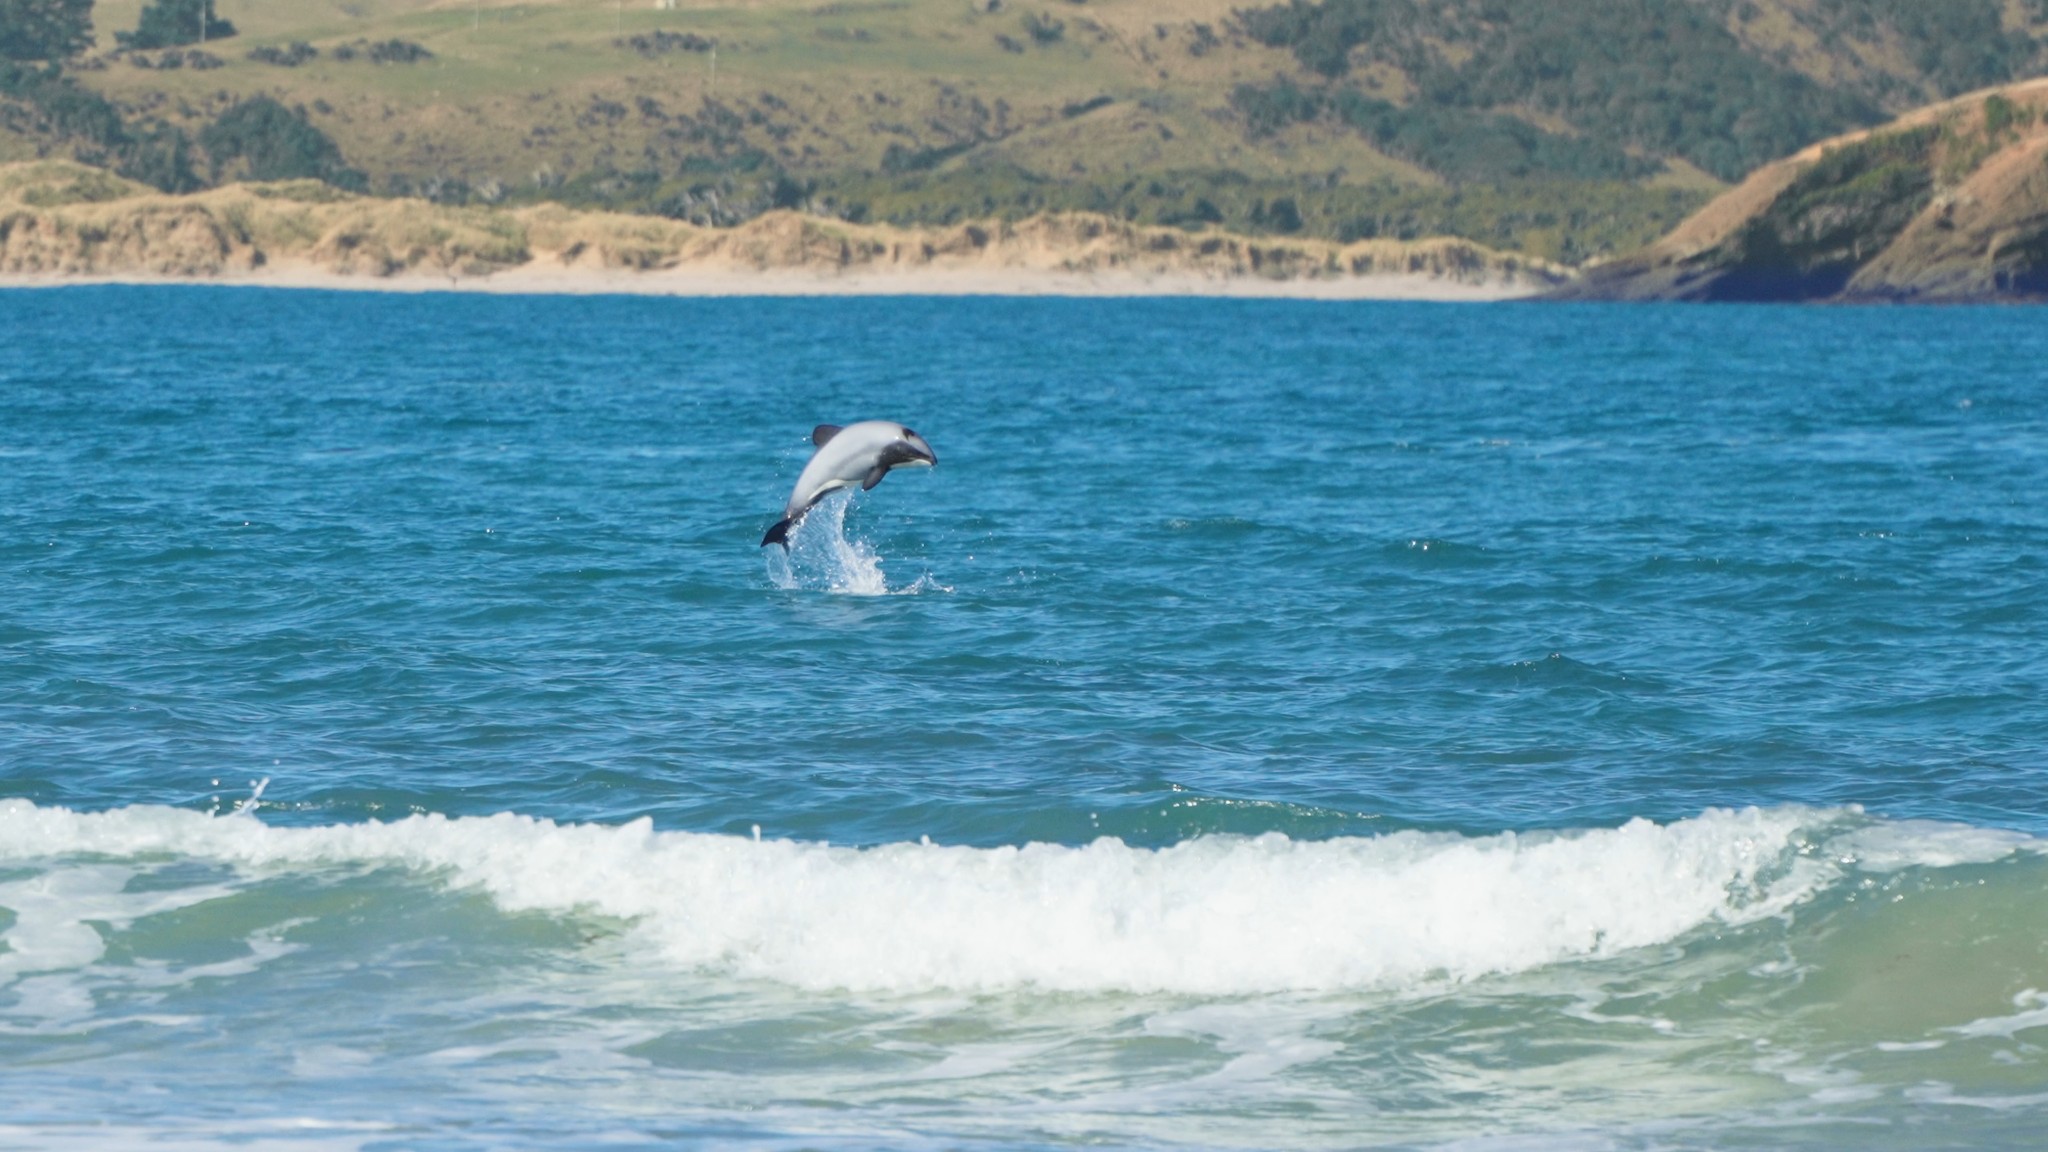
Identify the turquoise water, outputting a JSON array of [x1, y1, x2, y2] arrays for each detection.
[[1, 287, 2045, 1149]]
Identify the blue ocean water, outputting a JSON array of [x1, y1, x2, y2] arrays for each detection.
[[1, 286, 2044, 1149]]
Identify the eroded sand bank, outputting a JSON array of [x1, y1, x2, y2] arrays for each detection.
[[0, 161, 1558, 301]]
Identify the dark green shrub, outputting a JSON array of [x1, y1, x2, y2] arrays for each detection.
[[1982, 94, 2028, 137], [1234, 0, 1882, 180], [248, 42, 317, 67], [1230, 80, 1658, 184], [0, 60, 122, 144], [769, 173, 812, 209], [0, 61, 203, 192], [367, 39, 432, 64], [118, 0, 236, 51], [619, 30, 713, 56], [328, 38, 433, 64], [1022, 13, 1063, 44], [1252, 196, 1303, 231], [199, 96, 364, 189], [1810, 0, 2032, 97], [118, 121, 201, 192], [0, 0, 93, 61], [880, 140, 974, 173]]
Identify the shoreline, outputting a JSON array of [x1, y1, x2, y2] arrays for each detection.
[[0, 261, 1541, 301]]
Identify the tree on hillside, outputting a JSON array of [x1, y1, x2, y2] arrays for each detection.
[[0, 0, 94, 61], [0, 58, 203, 192], [118, 0, 236, 51], [199, 96, 363, 189]]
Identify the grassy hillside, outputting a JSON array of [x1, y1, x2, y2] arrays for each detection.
[[3, 0, 2046, 264]]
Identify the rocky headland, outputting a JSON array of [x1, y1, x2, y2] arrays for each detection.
[[1553, 79, 2048, 303]]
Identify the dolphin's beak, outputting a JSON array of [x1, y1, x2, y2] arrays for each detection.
[[907, 433, 937, 467]]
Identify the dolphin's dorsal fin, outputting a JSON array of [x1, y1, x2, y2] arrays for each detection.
[[862, 464, 888, 491], [812, 424, 843, 447]]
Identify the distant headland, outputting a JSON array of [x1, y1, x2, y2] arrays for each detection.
[[1553, 78, 2048, 304]]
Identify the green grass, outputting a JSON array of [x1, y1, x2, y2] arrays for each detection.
[[12, 0, 2039, 262]]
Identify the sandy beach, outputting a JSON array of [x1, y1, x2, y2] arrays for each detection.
[[0, 259, 1542, 300]]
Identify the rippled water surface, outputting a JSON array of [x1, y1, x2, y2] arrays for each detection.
[[2, 287, 2045, 1149]]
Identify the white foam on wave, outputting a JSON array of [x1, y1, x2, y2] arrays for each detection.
[[0, 1119, 397, 1152], [1833, 818, 2037, 872], [1947, 988, 2048, 1041], [0, 864, 238, 990], [0, 802, 2033, 996]]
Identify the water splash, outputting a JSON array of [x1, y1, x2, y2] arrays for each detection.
[[232, 777, 270, 819], [765, 493, 939, 596]]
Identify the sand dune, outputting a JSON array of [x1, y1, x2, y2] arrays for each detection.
[[0, 161, 1559, 299]]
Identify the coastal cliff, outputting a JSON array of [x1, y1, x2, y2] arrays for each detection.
[[1553, 79, 2048, 303], [0, 161, 1561, 296]]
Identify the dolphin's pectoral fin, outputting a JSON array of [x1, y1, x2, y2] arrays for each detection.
[[761, 517, 795, 549], [862, 464, 889, 491], [812, 424, 844, 447]]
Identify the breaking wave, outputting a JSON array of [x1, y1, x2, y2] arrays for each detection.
[[0, 801, 2034, 996]]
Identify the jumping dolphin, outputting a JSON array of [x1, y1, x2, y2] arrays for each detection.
[[761, 421, 937, 548]]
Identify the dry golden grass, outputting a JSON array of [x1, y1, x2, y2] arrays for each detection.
[[63, 0, 1526, 212]]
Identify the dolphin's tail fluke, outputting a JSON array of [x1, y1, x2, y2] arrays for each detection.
[[761, 517, 795, 549]]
